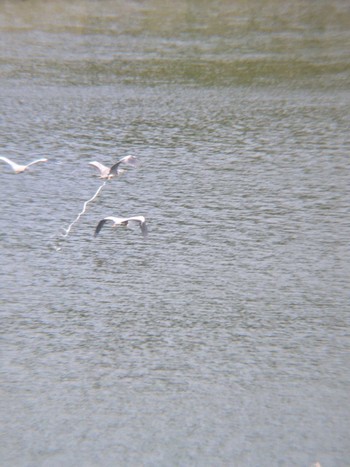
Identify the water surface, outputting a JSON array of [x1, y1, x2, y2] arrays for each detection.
[[1, 1, 349, 466]]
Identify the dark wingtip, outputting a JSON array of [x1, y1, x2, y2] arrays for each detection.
[[94, 219, 106, 237], [108, 161, 120, 176]]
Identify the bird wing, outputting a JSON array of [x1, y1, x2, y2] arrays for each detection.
[[140, 221, 148, 238], [94, 217, 118, 237], [126, 216, 146, 223], [125, 216, 148, 237], [119, 155, 138, 166], [26, 158, 48, 167], [109, 155, 138, 176], [108, 161, 122, 176], [0, 156, 21, 171], [89, 161, 109, 176]]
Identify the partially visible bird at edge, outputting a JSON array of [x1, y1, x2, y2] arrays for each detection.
[[0, 156, 48, 174]]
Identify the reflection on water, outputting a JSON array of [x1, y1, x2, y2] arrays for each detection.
[[1, 1, 349, 466]]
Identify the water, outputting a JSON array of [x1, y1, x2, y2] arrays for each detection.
[[1, 1, 350, 466]]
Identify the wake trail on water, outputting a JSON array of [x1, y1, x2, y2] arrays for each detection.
[[62, 180, 107, 238]]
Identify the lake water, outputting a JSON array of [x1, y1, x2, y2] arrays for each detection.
[[1, 1, 349, 466]]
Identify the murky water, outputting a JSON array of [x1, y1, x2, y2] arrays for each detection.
[[1, 1, 349, 466]]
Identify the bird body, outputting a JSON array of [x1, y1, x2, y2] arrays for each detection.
[[89, 155, 138, 179], [94, 215, 148, 237], [0, 156, 48, 174]]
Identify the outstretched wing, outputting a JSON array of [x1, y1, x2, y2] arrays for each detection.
[[94, 218, 112, 237], [119, 155, 138, 166], [108, 161, 122, 177], [126, 216, 148, 237], [27, 158, 48, 167], [109, 155, 138, 177], [89, 161, 109, 176], [140, 221, 148, 238], [0, 156, 20, 171]]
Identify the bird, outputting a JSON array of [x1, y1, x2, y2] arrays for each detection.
[[94, 216, 148, 238], [88, 155, 138, 179], [0, 156, 48, 174]]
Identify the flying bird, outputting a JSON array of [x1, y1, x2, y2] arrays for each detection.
[[94, 216, 148, 238], [0, 156, 48, 174], [88, 155, 138, 179]]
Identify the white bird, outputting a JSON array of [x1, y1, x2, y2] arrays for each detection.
[[0, 156, 48, 174], [94, 216, 148, 238], [88, 155, 138, 179]]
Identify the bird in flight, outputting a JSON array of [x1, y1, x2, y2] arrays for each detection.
[[88, 155, 138, 179], [0, 156, 48, 174], [94, 216, 148, 238]]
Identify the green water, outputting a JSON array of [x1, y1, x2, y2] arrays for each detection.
[[1, 0, 349, 88]]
